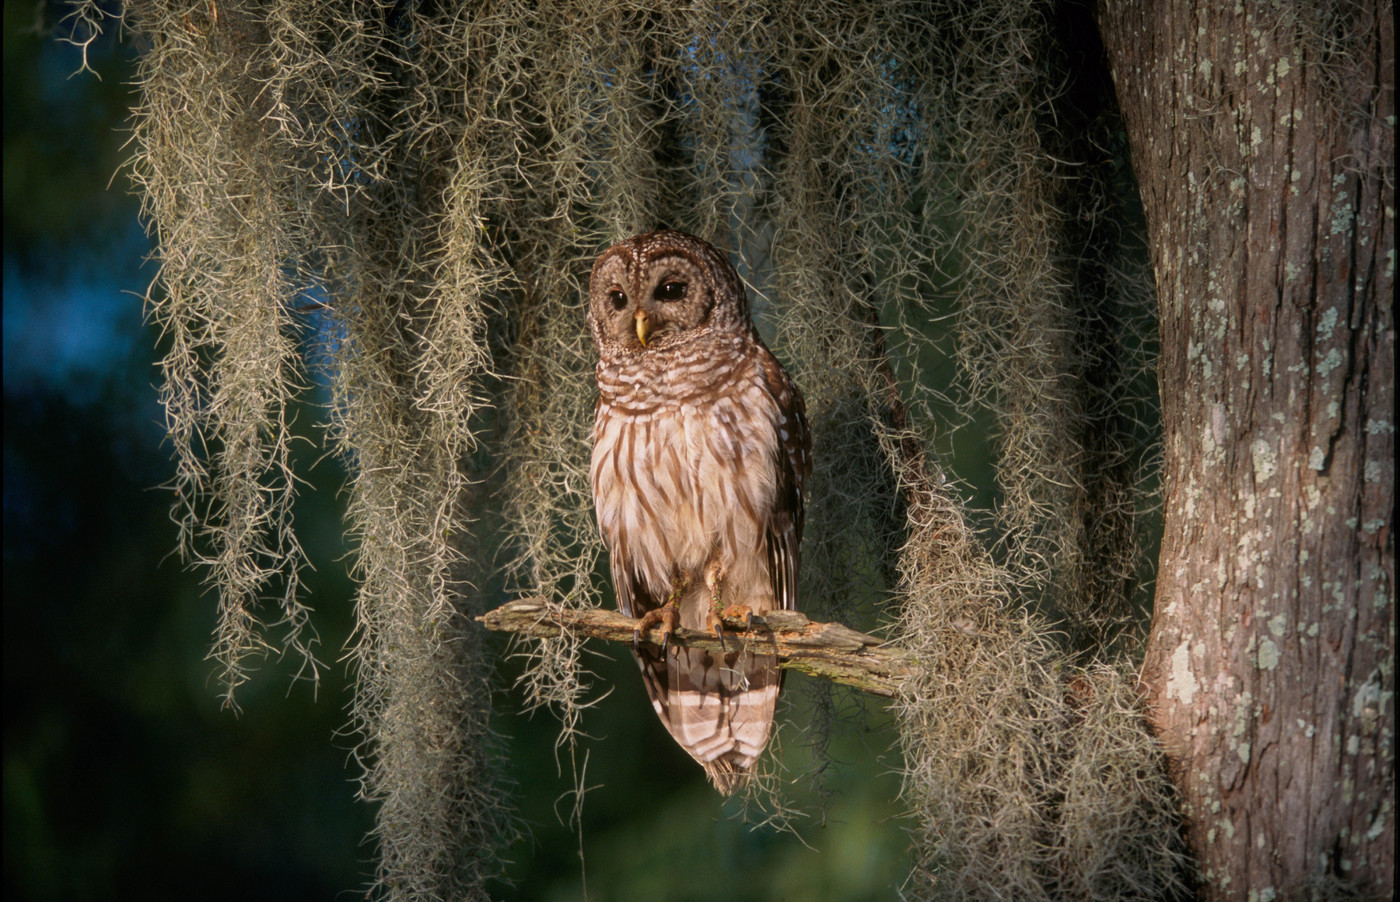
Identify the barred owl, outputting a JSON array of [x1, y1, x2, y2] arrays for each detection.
[[588, 230, 810, 794]]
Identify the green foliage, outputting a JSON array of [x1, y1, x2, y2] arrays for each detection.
[[91, 0, 1188, 897]]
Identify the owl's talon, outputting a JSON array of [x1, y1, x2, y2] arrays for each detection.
[[636, 602, 680, 651], [706, 608, 734, 651], [720, 604, 756, 631]]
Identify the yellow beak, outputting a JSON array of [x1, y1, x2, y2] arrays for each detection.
[[634, 309, 651, 347]]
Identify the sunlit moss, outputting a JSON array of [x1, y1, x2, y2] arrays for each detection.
[[98, 0, 1187, 897]]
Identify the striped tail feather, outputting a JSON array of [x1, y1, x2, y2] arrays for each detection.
[[635, 644, 782, 795]]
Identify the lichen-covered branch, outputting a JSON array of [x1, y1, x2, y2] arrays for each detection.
[[477, 599, 913, 698]]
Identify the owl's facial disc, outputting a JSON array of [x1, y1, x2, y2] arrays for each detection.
[[588, 238, 729, 355]]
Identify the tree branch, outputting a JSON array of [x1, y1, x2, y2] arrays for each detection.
[[477, 599, 913, 698]]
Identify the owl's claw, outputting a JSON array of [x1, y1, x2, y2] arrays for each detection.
[[707, 614, 730, 651], [635, 602, 680, 652], [703, 559, 731, 648], [708, 604, 758, 652], [721, 604, 756, 631]]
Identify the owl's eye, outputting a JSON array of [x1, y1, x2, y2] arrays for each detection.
[[654, 280, 687, 302], [608, 288, 628, 310]]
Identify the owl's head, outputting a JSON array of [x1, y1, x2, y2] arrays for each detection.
[[587, 230, 751, 357]]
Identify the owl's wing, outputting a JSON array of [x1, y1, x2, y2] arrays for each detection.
[[609, 555, 655, 620], [760, 352, 811, 613], [594, 395, 655, 620]]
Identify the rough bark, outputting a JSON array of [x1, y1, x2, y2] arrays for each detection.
[[477, 599, 914, 697], [1096, 1, 1394, 898]]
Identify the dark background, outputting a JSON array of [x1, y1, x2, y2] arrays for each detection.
[[3, 6, 909, 899]]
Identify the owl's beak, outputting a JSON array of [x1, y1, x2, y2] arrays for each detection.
[[634, 309, 651, 347]]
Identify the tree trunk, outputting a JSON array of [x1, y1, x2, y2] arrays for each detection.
[[1096, 2, 1394, 898]]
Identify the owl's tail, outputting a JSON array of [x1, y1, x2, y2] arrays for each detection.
[[635, 644, 782, 795]]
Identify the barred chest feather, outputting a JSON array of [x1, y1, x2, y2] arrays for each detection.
[[590, 333, 781, 624]]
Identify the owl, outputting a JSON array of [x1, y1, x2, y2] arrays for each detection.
[[587, 230, 811, 794]]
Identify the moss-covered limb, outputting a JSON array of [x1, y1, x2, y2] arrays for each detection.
[[477, 599, 914, 698]]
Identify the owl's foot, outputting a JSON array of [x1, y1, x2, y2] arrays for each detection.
[[663, 575, 690, 606], [635, 602, 681, 653], [706, 609, 729, 651], [720, 604, 756, 631], [703, 562, 730, 649], [704, 558, 724, 608], [707, 603, 757, 650]]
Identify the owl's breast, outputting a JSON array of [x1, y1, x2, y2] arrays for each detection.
[[591, 357, 781, 598]]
